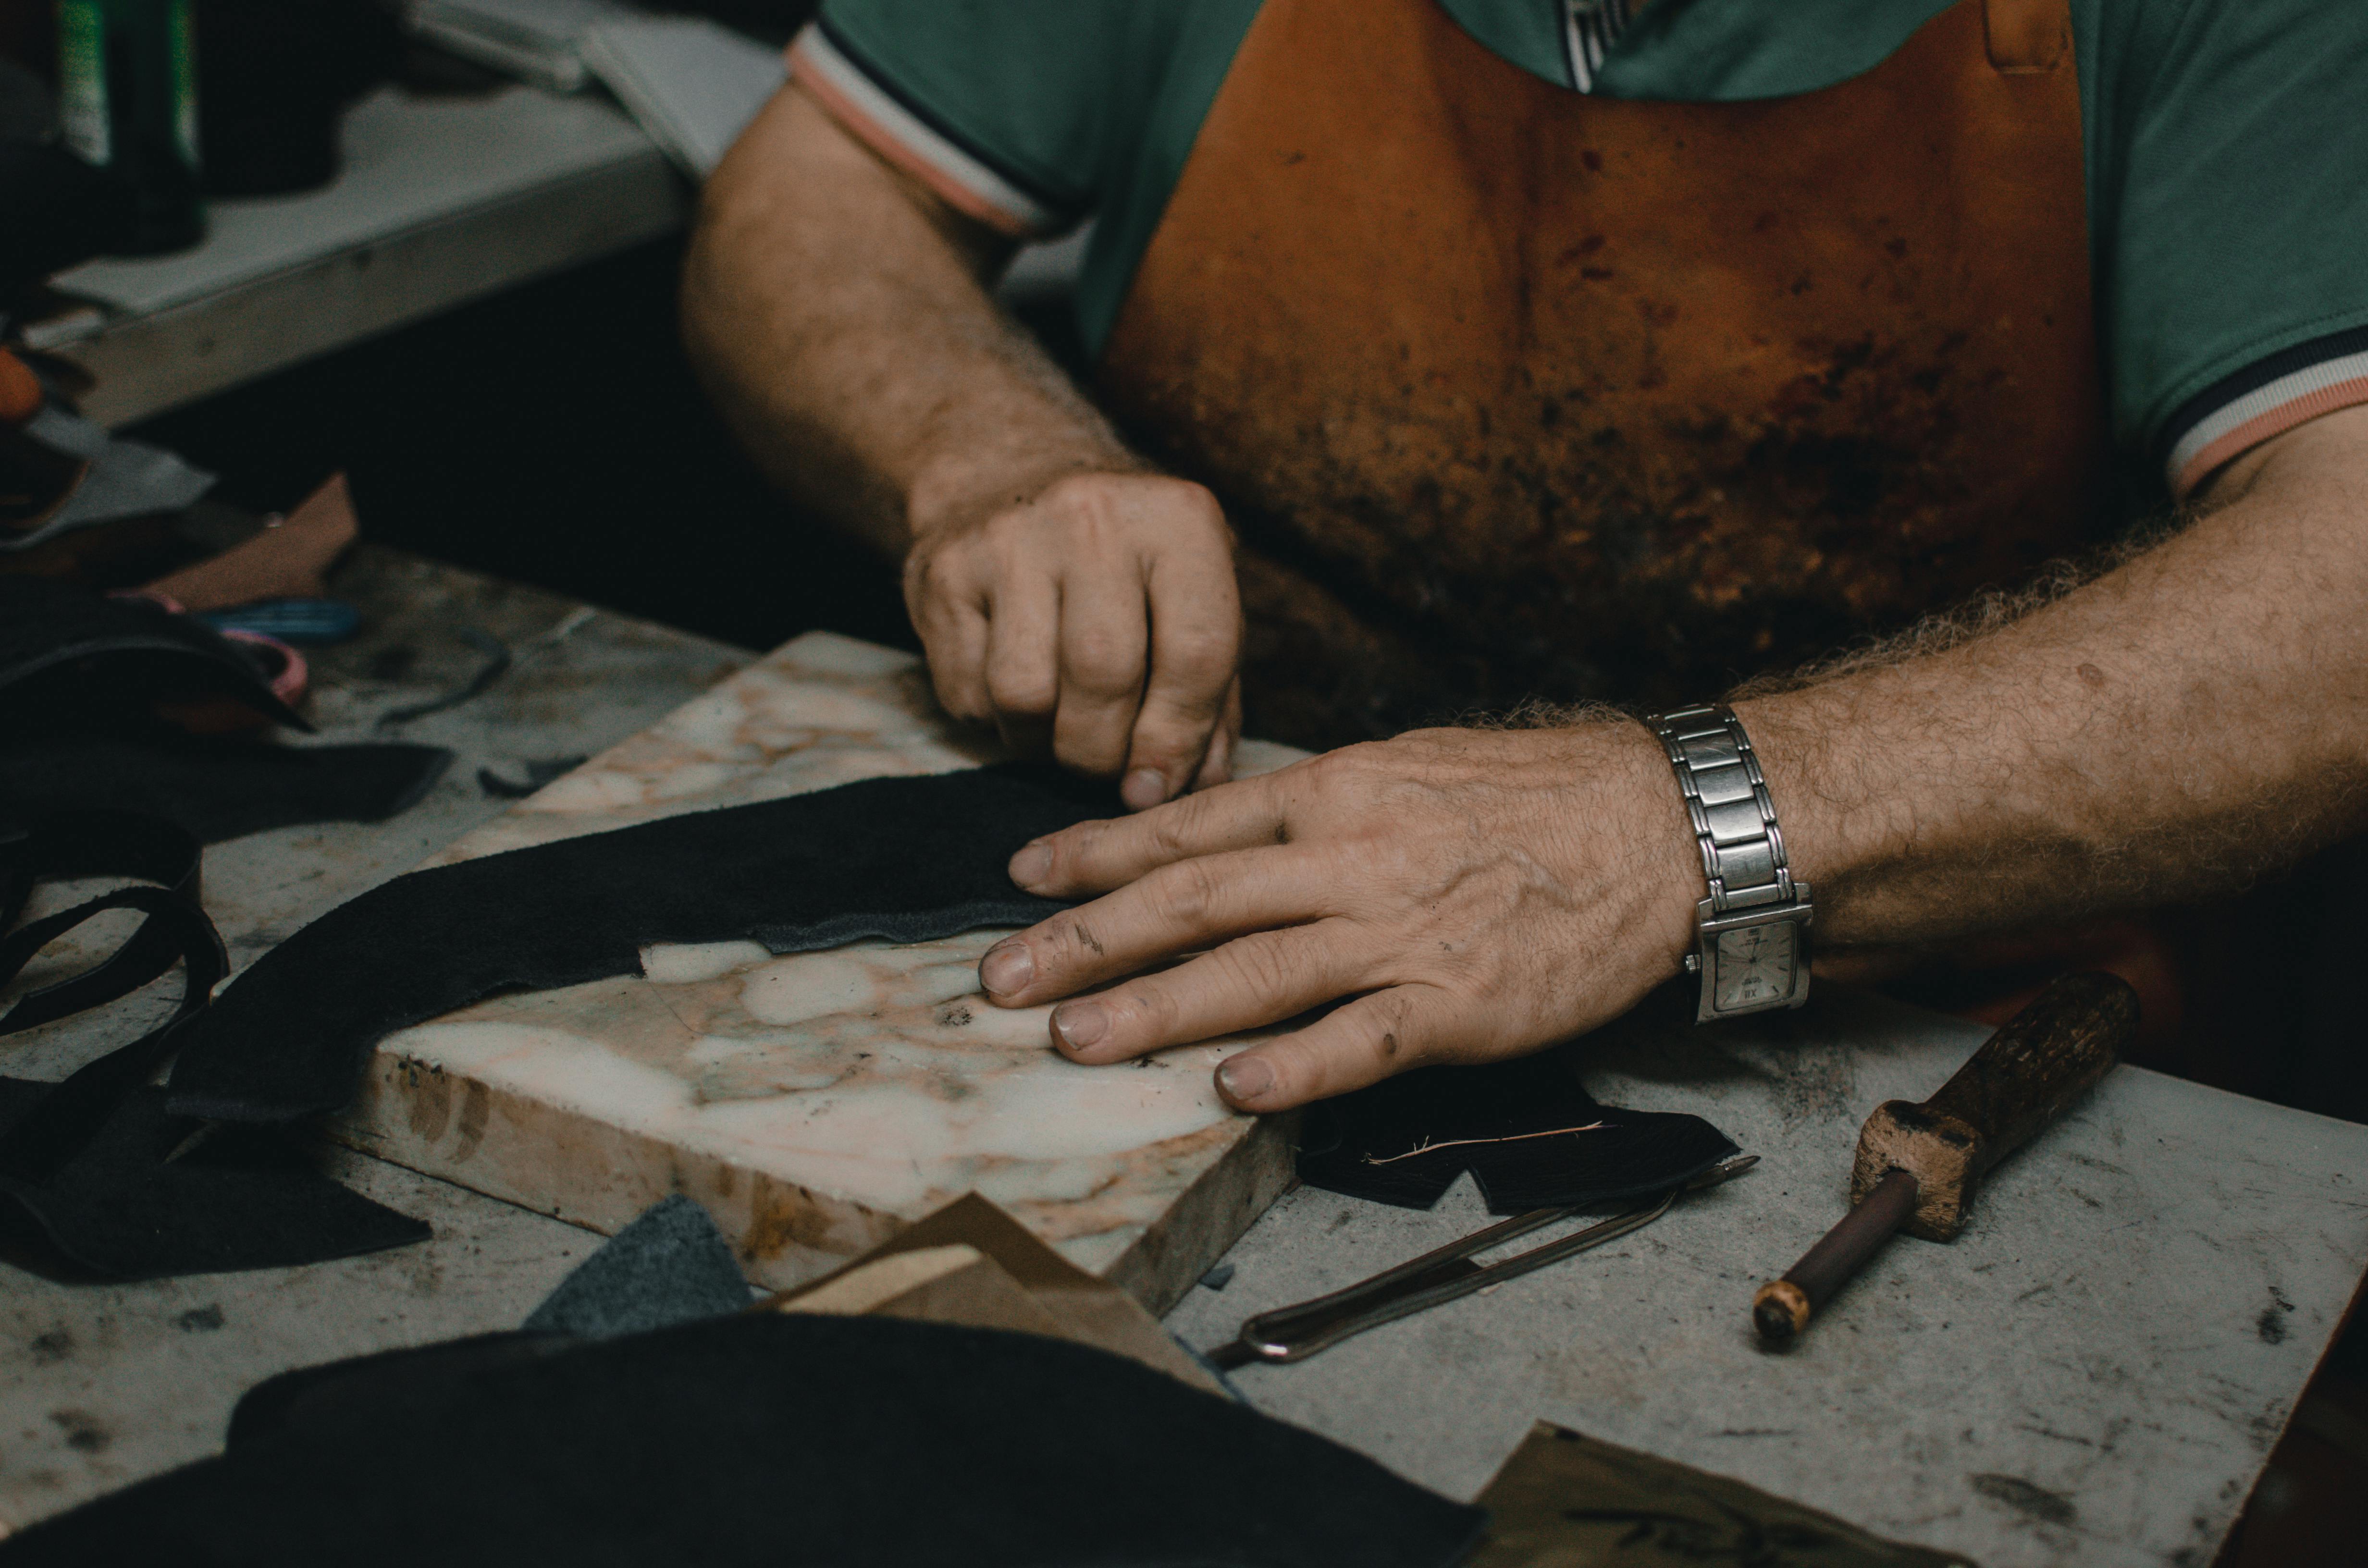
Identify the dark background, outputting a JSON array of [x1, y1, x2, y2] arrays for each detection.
[[128, 233, 915, 656]]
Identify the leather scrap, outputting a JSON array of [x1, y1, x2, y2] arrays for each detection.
[[140, 472, 359, 613], [0, 811, 204, 1033], [0, 1080, 430, 1279], [0, 734, 451, 844], [0, 844, 427, 1279], [521, 1195, 751, 1338], [0, 577, 306, 733], [1296, 1054, 1741, 1214], [1467, 1421, 1976, 1567], [167, 764, 1114, 1124], [1, 1314, 1487, 1567]]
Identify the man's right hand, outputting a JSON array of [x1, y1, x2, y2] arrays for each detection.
[[903, 470, 1243, 810], [686, 89, 1243, 806]]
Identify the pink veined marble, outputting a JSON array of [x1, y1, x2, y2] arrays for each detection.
[[337, 632, 1307, 1308]]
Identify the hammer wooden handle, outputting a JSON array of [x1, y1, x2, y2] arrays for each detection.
[[1756, 972, 2138, 1347], [1850, 971, 2136, 1240]]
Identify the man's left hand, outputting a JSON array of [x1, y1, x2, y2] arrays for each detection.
[[976, 724, 1705, 1111]]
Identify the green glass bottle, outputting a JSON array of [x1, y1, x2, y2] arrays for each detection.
[[56, 0, 204, 255]]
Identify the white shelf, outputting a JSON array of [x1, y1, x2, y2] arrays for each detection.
[[41, 84, 688, 426]]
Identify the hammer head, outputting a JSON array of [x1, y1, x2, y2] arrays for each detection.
[[1850, 1101, 1981, 1242]]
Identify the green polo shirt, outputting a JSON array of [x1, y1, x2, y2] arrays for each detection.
[[787, 0, 2368, 500]]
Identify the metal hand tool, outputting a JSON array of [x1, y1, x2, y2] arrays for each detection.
[[1751, 970, 2138, 1347], [1208, 1153, 1758, 1370]]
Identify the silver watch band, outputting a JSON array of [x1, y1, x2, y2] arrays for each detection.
[[1646, 703, 1813, 1018], [1648, 703, 1797, 912]]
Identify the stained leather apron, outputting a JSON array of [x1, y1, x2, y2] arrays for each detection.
[[1100, 0, 2102, 747]]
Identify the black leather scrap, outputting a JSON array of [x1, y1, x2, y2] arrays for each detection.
[[0, 1079, 429, 1278], [0, 578, 306, 734], [0, 577, 451, 845], [0, 810, 203, 1033], [1296, 1054, 1741, 1214], [0, 884, 223, 1183], [0, 734, 452, 844], [168, 764, 1115, 1125], [0, 1314, 1487, 1568], [0, 821, 427, 1278]]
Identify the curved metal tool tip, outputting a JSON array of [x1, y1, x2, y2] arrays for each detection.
[[1687, 1153, 1760, 1190]]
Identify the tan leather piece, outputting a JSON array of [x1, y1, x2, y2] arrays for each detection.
[[1101, 0, 2100, 746], [1984, 0, 2070, 72], [142, 471, 359, 612]]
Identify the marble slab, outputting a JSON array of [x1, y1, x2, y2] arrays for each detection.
[[332, 632, 1305, 1310]]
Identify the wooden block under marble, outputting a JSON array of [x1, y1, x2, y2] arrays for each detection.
[[331, 632, 1306, 1312]]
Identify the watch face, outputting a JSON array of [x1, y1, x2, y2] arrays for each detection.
[[1713, 922, 1796, 1011]]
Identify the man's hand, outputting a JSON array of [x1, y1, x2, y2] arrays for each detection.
[[906, 471, 1242, 809], [973, 724, 1703, 1110]]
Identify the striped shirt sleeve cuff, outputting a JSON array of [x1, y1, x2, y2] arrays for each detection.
[[786, 22, 1076, 240], [2161, 325, 2368, 497]]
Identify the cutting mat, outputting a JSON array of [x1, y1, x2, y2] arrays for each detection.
[[331, 632, 1303, 1310]]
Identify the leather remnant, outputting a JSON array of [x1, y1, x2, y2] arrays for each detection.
[[167, 764, 1115, 1124], [0, 833, 428, 1279], [1296, 1054, 1740, 1213], [9, 1314, 1487, 1567]]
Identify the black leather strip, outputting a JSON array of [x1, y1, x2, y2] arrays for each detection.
[[0, 883, 226, 1183], [0, 812, 428, 1277], [0, 810, 204, 1035], [167, 763, 1114, 1124]]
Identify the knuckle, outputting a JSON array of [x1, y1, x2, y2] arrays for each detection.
[[1360, 996, 1424, 1065], [1039, 477, 1127, 548], [1218, 932, 1298, 997], [1146, 859, 1222, 928], [913, 532, 980, 591], [989, 503, 1052, 549], [1064, 629, 1141, 692], [1040, 471, 1118, 513], [987, 670, 1058, 716], [1347, 833, 1419, 886], [1297, 754, 1360, 812], [901, 541, 937, 592], [1145, 796, 1207, 861], [1159, 478, 1227, 531]]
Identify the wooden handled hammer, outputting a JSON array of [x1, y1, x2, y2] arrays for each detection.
[[1752, 971, 2139, 1347]]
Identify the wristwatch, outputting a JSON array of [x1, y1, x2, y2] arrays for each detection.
[[1645, 704, 1813, 1021]]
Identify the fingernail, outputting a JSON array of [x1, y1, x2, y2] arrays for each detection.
[[1051, 1000, 1108, 1052], [1121, 769, 1168, 811], [1218, 1055, 1274, 1104], [980, 942, 1034, 996], [1009, 841, 1053, 887]]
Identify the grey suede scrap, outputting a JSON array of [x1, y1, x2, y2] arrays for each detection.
[[522, 1195, 753, 1338]]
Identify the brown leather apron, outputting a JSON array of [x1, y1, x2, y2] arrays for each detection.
[[1100, 0, 2102, 747]]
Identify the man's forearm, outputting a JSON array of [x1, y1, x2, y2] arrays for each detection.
[[681, 87, 1133, 557], [1743, 406, 2368, 954], [683, 86, 1245, 795]]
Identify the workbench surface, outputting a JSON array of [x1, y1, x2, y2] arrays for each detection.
[[0, 549, 744, 1530], [3, 555, 2361, 1567]]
